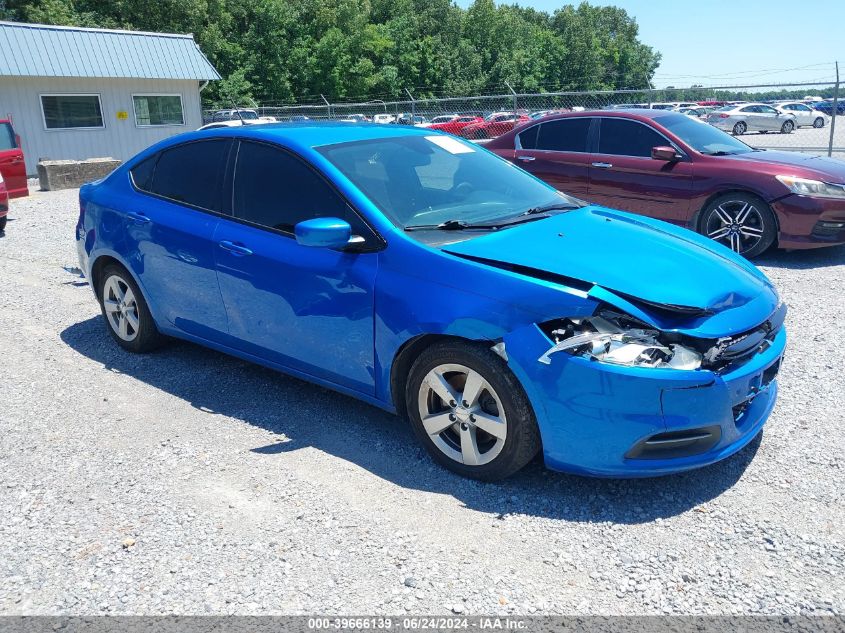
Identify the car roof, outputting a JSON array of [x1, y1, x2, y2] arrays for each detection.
[[194, 120, 444, 149]]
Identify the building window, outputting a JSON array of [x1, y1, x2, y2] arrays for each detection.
[[41, 94, 104, 130], [133, 95, 184, 127]]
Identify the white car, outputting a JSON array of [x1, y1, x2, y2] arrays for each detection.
[[372, 114, 395, 124], [775, 102, 828, 128], [705, 103, 797, 135], [197, 119, 271, 131]]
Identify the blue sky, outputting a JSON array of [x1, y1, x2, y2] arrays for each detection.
[[455, 0, 843, 88]]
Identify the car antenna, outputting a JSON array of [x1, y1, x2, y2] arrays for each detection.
[[230, 98, 245, 126]]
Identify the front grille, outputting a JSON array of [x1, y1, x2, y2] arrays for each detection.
[[702, 302, 786, 371]]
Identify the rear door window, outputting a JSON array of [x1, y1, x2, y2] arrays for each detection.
[[147, 139, 231, 211], [536, 118, 591, 152], [597, 119, 667, 157]]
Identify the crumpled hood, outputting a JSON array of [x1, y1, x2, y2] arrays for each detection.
[[442, 207, 779, 329]]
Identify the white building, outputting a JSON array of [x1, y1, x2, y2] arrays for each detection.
[[0, 21, 220, 174]]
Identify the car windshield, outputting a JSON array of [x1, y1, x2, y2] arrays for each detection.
[[319, 134, 575, 229], [658, 113, 754, 155], [238, 111, 259, 120]]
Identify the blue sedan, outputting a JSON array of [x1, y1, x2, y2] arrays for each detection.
[[75, 123, 786, 480]]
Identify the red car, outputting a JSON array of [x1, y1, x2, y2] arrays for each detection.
[[427, 115, 484, 136], [487, 109, 845, 256], [460, 112, 530, 140], [0, 119, 28, 199], [0, 171, 8, 233]]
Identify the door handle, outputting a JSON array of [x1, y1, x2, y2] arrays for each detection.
[[126, 211, 151, 225], [218, 240, 253, 257], [592, 162, 613, 169], [517, 155, 536, 162]]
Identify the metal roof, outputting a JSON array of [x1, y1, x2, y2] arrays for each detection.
[[0, 21, 220, 80]]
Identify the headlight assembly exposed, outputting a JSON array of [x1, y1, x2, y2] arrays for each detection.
[[538, 312, 702, 370], [775, 175, 845, 199]]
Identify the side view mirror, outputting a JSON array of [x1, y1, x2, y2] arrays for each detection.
[[651, 146, 680, 162], [15, 134, 21, 148], [294, 217, 353, 249]]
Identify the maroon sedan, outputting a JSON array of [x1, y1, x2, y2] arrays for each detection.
[[487, 110, 845, 256]]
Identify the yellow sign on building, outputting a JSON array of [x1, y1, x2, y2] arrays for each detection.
[[116, 110, 129, 120]]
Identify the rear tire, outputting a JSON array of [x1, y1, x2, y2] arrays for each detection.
[[699, 193, 777, 258], [0, 216, 6, 232], [813, 117, 825, 128], [780, 120, 794, 134], [732, 121, 747, 135], [406, 341, 541, 481], [98, 264, 163, 353]]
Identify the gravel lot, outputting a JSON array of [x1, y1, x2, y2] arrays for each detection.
[[0, 188, 843, 616]]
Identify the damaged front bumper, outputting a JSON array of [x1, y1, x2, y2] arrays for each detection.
[[503, 321, 786, 477]]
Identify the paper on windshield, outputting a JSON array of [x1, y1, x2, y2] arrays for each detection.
[[425, 135, 475, 154]]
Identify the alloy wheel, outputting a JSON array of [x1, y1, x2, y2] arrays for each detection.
[[417, 363, 507, 466], [814, 117, 825, 128], [102, 274, 140, 342], [705, 201, 765, 254], [733, 121, 746, 135], [781, 120, 794, 134]]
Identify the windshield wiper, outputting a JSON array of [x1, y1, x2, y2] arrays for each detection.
[[405, 214, 552, 232]]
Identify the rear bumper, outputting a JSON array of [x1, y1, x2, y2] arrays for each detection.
[[772, 194, 845, 249], [504, 323, 786, 478]]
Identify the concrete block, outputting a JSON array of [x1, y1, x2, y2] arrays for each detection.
[[37, 158, 122, 191]]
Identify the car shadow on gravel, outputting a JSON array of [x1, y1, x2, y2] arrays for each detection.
[[757, 243, 845, 269], [62, 316, 760, 525]]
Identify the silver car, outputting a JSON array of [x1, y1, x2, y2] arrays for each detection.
[[705, 103, 796, 135], [775, 102, 829, 128]]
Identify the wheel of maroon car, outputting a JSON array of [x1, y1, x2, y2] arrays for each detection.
[[98, 263, 163, 353], [699, 193, 777, 258], [813, 117, 825, 128], [732, 121, 747, 135], [406, 341, 541, 481], [780, 120, 794, 134], [0, 216, 6, 233]]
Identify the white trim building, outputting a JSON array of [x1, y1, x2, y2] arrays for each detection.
[[0, 21, 220, 174]]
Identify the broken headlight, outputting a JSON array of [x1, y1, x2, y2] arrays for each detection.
[[538, 311, 702, 370]]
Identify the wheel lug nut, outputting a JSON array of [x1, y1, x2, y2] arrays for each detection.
[[449, 400, 456, 407], [469, 415, 476, 422], [460, 423, 469, 431], [462, 400, 469, 407], [448, 414, 456, 421]]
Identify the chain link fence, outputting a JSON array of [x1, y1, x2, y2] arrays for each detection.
[[204, 80, 843, 157]]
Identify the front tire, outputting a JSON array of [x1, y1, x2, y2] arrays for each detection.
[[780, 120, 794, 134], [98, 264, 163, 353], [406, 341, 540, 481], [813, 117, 825, 128], [699, 193, 777, 258], [0, 216, 6, 232], [732, 121, 747, 135]]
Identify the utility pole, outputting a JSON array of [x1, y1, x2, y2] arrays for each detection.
[[320, 94, 331, 119], [829, 61, 839, 158], [505, 81, 518, 112]]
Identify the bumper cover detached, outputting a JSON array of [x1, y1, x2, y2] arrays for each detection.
[[503, 324, 786, 477]]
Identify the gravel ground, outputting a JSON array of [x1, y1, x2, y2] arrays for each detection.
[[0, 188, 843, 616]]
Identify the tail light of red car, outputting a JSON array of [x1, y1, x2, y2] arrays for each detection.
[[718, 114, 730, 118]]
